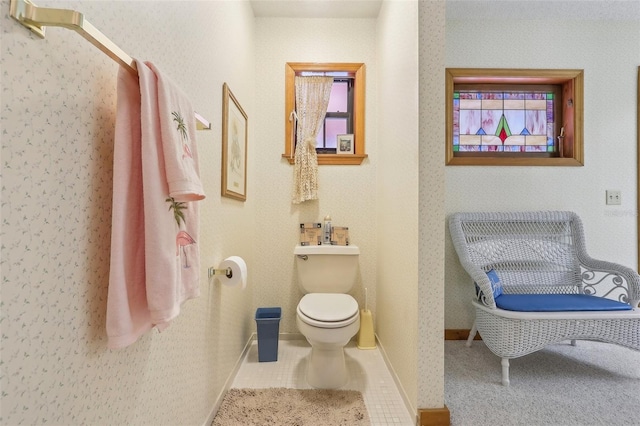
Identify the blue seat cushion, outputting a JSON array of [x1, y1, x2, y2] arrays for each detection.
[[495, 294, 632, 312]]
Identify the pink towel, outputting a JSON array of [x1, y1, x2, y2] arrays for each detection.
[[106, 61, 205, 349], [147, 62, 205, 203], [106, 67, 151, 349]]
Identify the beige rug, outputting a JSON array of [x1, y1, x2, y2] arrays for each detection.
[[212, 387, 371, 426]]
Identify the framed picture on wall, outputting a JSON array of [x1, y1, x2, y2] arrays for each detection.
[[337, 134, 354, 154], [221, 83, 248, 201]]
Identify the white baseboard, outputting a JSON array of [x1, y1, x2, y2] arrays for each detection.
[[203, 332, 255, 426], [277, 332, 305, 341], [376, 335, 417, 423]]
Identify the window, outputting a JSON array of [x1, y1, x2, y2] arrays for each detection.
[[284, 62, 367, 165], [446, 68, 584, 166], [314, 77, 353, 153]]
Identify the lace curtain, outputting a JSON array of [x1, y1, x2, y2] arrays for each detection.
[[292, 76, 333, 204]]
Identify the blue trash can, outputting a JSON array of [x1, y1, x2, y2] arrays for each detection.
[[255, 307, 281, 362]]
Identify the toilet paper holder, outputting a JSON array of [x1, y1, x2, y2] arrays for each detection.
[[207, 256, 247, 289], [208, 266, 233, 279]]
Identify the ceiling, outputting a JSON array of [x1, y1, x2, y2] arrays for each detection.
[[250, 0, 383, 19], [250, 0, 640, 21]]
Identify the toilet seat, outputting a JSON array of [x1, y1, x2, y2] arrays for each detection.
[[297, 293, 359, 329]]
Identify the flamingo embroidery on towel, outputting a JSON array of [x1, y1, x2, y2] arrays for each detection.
[[171, 111, 193, 159], [176, 230, 196, 268], [166, 197, 196, 269]]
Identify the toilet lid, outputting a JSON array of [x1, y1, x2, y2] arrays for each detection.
[[298, 293, 359, 322]]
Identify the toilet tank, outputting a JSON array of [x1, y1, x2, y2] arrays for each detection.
[[294, 245, 360, 293]]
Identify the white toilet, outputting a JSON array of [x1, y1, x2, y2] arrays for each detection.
[[294, 244, 360, 389]]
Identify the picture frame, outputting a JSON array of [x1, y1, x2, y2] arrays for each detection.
[[336, 134, 354, 154], [221, 83, 248, 201], [299, 223, 322, 246]]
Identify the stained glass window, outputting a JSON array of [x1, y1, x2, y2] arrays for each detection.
[[453, 91, 555, 153]]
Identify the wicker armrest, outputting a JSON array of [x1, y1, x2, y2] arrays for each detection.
[[578, 256, 640, 307]]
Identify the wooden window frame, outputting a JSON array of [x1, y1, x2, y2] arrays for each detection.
[[283, 62, 367, 165], [446, 68, 584, 166]]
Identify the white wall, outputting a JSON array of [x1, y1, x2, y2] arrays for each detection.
[[376, 0, 420, 413], [253, 17, 378, 336], [1, 1, 256, 424], [445, 18, 640, 328]]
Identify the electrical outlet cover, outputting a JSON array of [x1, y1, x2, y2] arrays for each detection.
[[606, 190, 621, 205]]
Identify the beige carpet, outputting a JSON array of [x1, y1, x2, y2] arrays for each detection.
[[445, 340, 640, 425], [212, 387, 371, 426]]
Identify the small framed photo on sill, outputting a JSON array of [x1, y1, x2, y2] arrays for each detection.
[[337, 134, 354, 154]]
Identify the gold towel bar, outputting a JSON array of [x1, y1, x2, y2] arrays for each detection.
[[9, 0, 212, 131]]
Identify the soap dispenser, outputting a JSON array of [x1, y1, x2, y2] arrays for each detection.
[[323, 215, 332, 245]]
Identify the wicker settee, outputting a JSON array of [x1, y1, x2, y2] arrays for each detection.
[[448, 211, 640, 385]]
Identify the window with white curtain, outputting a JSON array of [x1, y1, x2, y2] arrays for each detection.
[[284, 62, 367, 165]]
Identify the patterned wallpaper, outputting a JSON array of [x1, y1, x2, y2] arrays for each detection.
[[2, 0, 454, 423], [417, 0, 447, 409], [1, 1, 256, 424]]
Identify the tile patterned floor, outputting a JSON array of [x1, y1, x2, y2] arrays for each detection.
[[231, 339, 415, 425]]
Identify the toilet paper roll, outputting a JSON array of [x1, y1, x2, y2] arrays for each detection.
[[218, 256, 247, 290]]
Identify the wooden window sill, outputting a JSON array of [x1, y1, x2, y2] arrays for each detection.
[[282, 153, 368, 165], [448, 157, 583, 167]]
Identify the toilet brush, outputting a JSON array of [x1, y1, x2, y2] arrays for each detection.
[[357, 288, 376, 349]]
